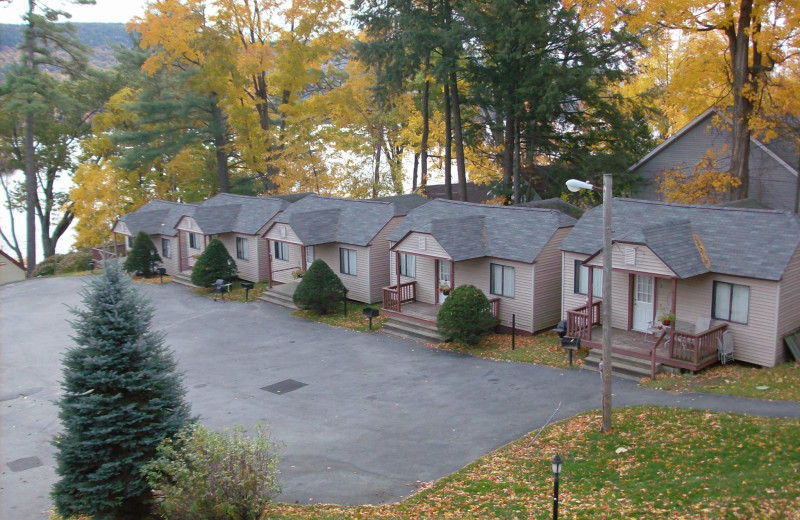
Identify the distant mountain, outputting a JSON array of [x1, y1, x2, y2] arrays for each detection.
[[0, 23, 133, 73]]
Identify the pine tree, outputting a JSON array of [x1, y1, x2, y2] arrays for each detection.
[[190, 238, 237, 287], [292, 259, 346, 314], [123, 230, 161, 277], [52, 263, 191, 519]]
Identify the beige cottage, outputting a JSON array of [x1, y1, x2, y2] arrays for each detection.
[[0, 249, 25, 285], [383, 199, 576, 334], [560, 198, 800, 370]]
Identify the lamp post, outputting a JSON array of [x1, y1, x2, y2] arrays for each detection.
[[566, 174, 613, 432], [551, 453, 563, 520]]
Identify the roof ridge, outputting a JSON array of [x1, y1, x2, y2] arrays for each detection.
[[434, 198, 565, 214], [306, 194, 393, 206], [615, 197, 793, 216]]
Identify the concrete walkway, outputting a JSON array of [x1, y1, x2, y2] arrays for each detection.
[[1, 276, 798, 519]]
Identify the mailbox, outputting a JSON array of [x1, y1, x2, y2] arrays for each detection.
[[362, 307, 380, 330], [241, 281, 255, 302]]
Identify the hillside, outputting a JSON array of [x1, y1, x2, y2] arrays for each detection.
[[0, 23, 132, 73]]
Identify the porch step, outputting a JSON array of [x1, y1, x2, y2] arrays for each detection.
[[381, 315, 443, 344], [258, 288, 298, 310], [172, 271, 199, 288], [583, 351, 662, 381]]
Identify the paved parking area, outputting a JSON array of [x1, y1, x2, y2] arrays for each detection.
[[2, 276, 798, 519]]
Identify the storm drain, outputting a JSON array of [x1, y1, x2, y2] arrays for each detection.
[[7, 456, 42, 472], [261, 379, 307, 395]]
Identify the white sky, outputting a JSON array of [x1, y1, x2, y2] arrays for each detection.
[[0, 0, 145, 24]]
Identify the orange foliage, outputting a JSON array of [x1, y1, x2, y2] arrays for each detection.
[[655, 149, 742, 204]]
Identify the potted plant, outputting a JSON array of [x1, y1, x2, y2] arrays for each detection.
[[439, 283, 451, 295], [291, 268, 304, 280], [658, 311, 675, 326]]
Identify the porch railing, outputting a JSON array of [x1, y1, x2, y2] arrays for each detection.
[[488, 297, 500, 318], [670, 323, 727, 364], [382, 281, 417, 312], [566, 301, 601, 339], [91, 244, 125, 261]]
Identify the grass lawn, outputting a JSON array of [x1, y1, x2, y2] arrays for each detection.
[[293, 300, 387, 332], [436, 331, 589, 369], [642, 361, 800, 402], [265, 406, 800, 519], [191, 280, 269, 302]]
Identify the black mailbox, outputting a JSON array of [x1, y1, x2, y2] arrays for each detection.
[[561, 335, 580, 367], [157, 267, 167, 284], [362, 307, 380, 330], [241, 281, 254, 302]]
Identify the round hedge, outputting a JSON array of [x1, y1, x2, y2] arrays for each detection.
[[292, 259, 345, 314], [436, 285, 497, 345], [190, 238, 237, 287]]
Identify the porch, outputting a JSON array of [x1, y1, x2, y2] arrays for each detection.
[[381, 281, 500, 325], [566, 301, 726, 377]]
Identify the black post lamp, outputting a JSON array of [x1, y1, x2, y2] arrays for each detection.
[[551, 454, 563, 520], [241, 281, 254, 302], [157, 267, 167, 284], [343, 287, 349, 317]]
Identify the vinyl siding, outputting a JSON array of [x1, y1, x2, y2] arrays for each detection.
[[562, 252, 592, 316], [390, 251, 438, 304], [368, 217, 403, 303], [533, 228, 570, 332], [777, 246, 800, 363], [270, 241, 302, 284], [219, 233, 261, 282], [153, 235, 180, 275], [675, 273, 779, 367], [265, 223, 302, 244], [316, 243, 374, 303], [0, 257, 25, 284], [394, 232, 452, 259], [456, 257, 535, 333], [586, 243, 675, 277]]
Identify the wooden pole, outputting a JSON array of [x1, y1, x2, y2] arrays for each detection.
[[601, 174, 613, 432]]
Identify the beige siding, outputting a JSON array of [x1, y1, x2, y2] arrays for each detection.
[[533, 228, 570, 332], [676, 273, 779, 367], [316, 243, 374, 303], [265, 223, 302, 244], [368, 217, 403, 303], [586, 243, 675, 277], [391, 251, 438, 304], [181, 230, 206, 268], [218, 233, 263, 282], [394, 232, 451, 259], [0, 257, 25, 285], [776, 246, 800, 364], [456, 257, 535, 333], [257, 237, 269, 282], [153, 235, 180, 275], [113, 221, 130, 235], [270, 241, 303, 284], [609, 270, 631, 330], [562, 252, 591, 316], [562, 251, 628, 329]]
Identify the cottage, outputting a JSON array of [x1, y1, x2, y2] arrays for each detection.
[[629, 107, 799, 211], [112, 200, 196, 275], [560, 198, 800, 369], [0, 249, 25, 285], [263, 194, 427, 304], [382, 199, 576, 334]]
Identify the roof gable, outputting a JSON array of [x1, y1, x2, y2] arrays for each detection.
[[117, 200, 196, 237]]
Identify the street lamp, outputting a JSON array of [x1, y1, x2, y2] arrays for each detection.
[[551, 453, 563, 520], [566, 174, 613, 432]]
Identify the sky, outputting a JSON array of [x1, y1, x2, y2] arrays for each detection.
[[0, 0, 145, 24]]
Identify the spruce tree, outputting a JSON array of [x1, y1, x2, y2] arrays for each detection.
[[52, 263, 191, 519], [123, 230, 161, 277], [190, 238, 237, 287], [292, 259, 346, 314]]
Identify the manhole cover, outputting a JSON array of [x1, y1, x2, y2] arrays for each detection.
[[261, 379, 307, 395], [7, 456, 43, 472]]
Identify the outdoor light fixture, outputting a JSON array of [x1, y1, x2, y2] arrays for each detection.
[[551, 453, 563, 520], [566, 174, 613, 432]]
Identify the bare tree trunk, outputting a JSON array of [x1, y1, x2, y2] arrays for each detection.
[[726, 0, 755, 201], [444, 82, 452, 200], [420, 56, 430, 193], [450, 71, 467, 202], [503, 108, 513, 201], [513, 119, 520, 204], [412, 153, 419, 192], [210, 96, 230, 193], [25, 0, 37, 275]]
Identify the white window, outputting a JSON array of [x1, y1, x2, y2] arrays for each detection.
[[340, 248, 357, 275], [574, 260, 603, 297], [236, 237, 248, 260], [713, 281, 749, 324], [274, 241, 289, 261], [399, 253, 416, 278], [127, 235, 134, 248], [305, 245, 314, 266], [161, 238, 171, 258], [490, 263, 515, 298], [189, 232, 199, 250]]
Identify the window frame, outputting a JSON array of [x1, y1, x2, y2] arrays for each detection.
[[161, 238, 171, 258], [712, 281, 750, 324], [127, 235, 135, 248], [236, 237, 248, 260], [188, 232, 199, 250], [573, 260, 603, 297], [273, 241, 289, 261], [339, 247, 357, 276], [399, 253, 416, 278], [490, 263, 515, 298]]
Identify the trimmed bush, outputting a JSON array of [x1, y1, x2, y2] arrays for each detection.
[[292, 259, 345, 314], [144, 423, 281, 520], [436, 285, 497, 345], [190, 238, 237, 287], [124, 231, 161, 277], [32, 249, 96, 277]]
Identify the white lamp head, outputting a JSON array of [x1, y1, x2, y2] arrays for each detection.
[[565, 179, 595, 192]]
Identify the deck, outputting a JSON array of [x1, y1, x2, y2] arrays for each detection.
[[381, 281, 500, 324]]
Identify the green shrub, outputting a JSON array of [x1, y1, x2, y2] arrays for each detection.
[[436, 285, 497, 345], [124, 231, 161, 277], [292, 259, 346, 314], [55, 249, 93, 274], [144, 423, 282, 520], [190, 238, 237, 287], [32, 255, 59, 277]]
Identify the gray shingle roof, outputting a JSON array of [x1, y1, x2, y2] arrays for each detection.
[[560, 198, 800, 281], [388, 199, 576, 263], [272, 195, 400, 246], [118, 200, 196, 237], [370, 194, 429, 215], [193, 193, 290, 235]]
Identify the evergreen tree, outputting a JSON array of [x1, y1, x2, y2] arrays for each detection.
[[52, 263, 191, 519], [190, 238, 237, 287], [292, 259, 346, 314], [437, 285, 497, 345], [123, 230, 161, 277]]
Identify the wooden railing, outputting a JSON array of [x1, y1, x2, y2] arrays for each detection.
[[91, 244, 125, 261], [488, 297, 500, 318], [670, 324, 727, 364], [382, 281, 417, 312], [566, 301, 601, 340]]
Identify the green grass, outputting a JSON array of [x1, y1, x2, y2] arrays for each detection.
[[264, 406, 800, 519], [437, 331, 589, 369], [642, 361, 800, 401], [293, 300, 387, 332]]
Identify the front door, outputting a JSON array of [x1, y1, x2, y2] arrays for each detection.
[[632, 275, 655, 331], [438, 260, 451, 304]]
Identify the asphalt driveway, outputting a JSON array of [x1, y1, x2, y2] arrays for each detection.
[[2, 275, 798, 519]]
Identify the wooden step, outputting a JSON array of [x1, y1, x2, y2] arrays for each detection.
[[172, 272, 199, 288], [381, 316, 443, 344], [258, 289, 298, 310], [582, 351, 661, 381]]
